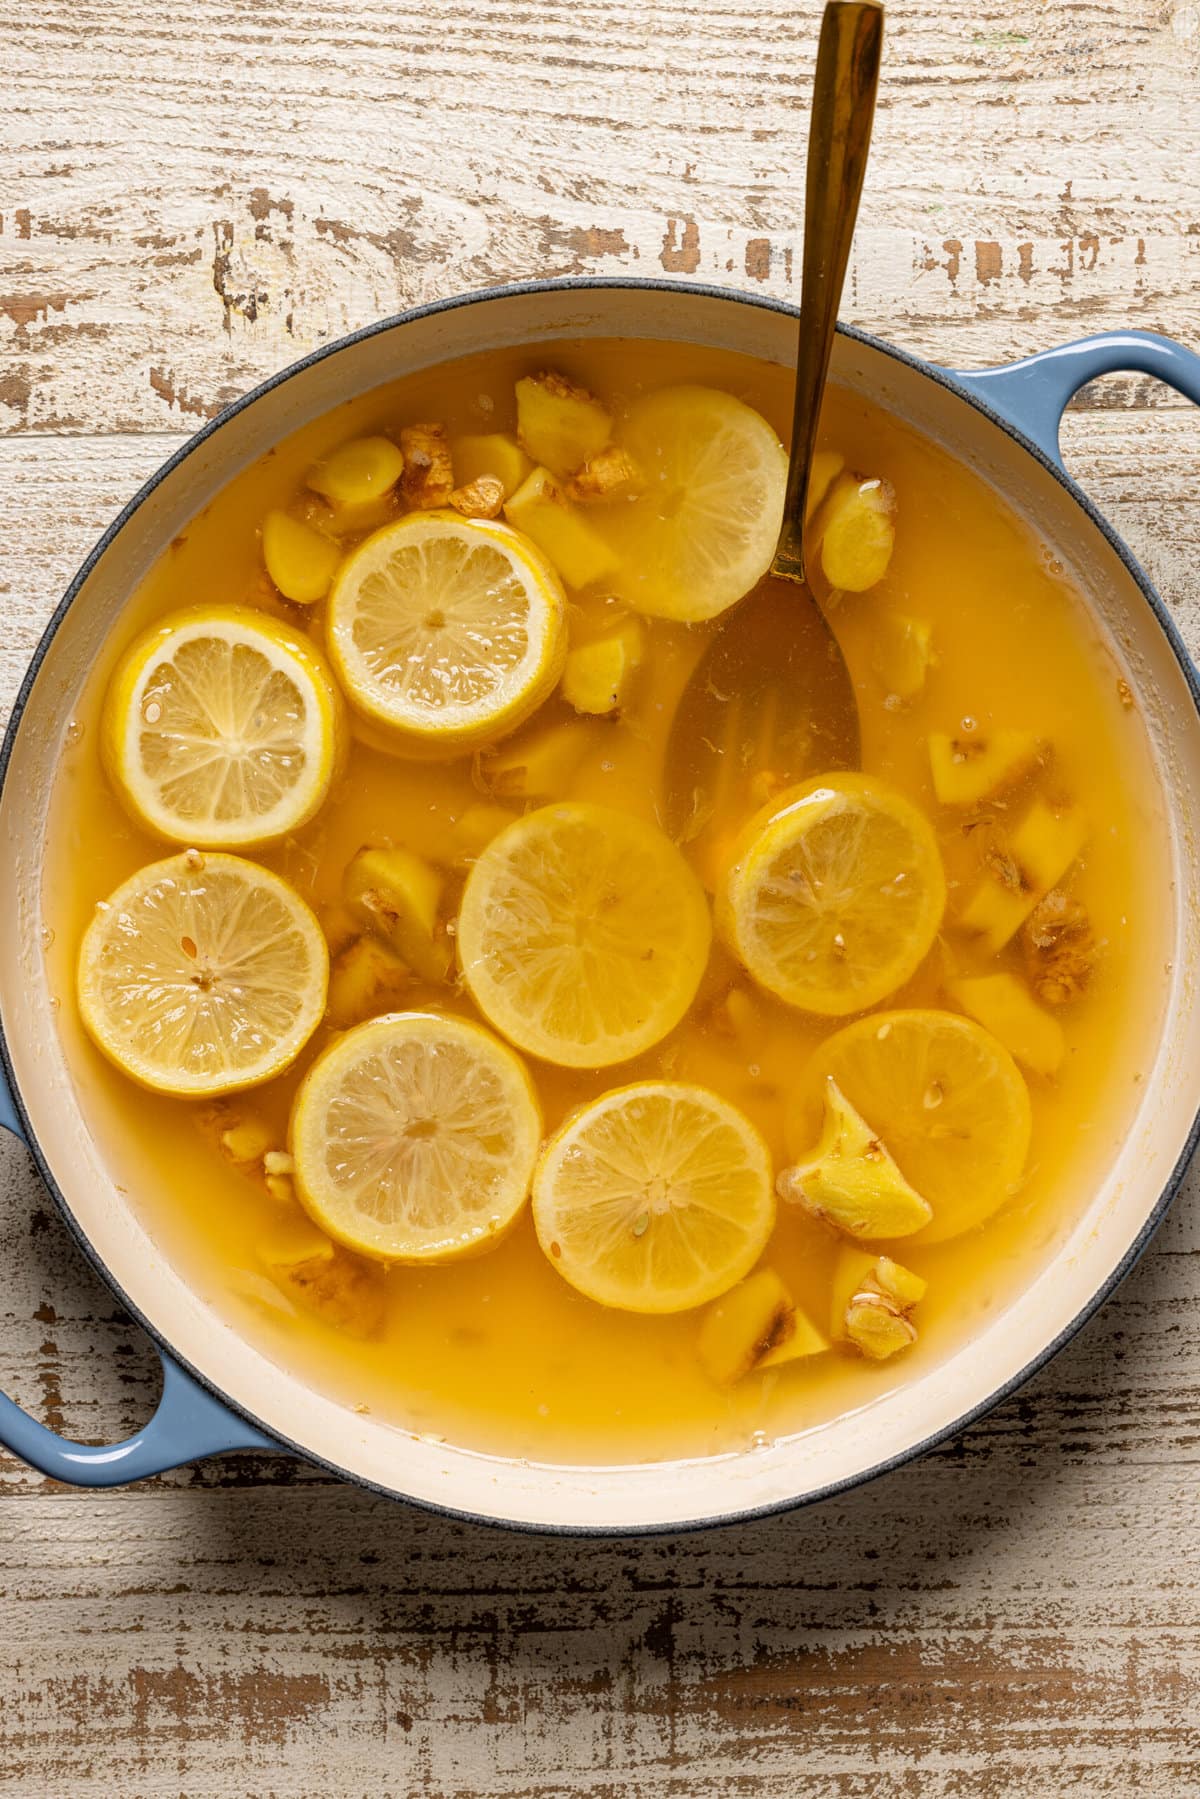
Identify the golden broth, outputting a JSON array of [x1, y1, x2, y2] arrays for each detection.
[[43, 338, 1169, 1464]]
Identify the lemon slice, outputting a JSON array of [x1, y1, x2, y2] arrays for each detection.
[[532, 1081, 775, 1312], [717, 774, 946, 1015], [78, 852, 327, 1096], [102, 606, 344, 849], [457, 802, 712, 1068], [605, 385, 788, 621], [797, 1009, 1033, 1243], [326, 512, 567, 753], [289, 1011, 542, 1263]]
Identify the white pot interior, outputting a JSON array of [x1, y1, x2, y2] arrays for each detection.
[[2, 284, 1198, 1531]]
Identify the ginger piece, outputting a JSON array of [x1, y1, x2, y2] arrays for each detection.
[[320, 900, 362, 959], [451, 431, 533, 498], [697, 1268, 828, 1386], [306, 435, 404, 508], [830, 1248, 925, 1360], [819, 474, 897, 592], [777, 1077, 933, 1239], [782, 1083, 929, 1238], [326, 935, 412, 1029], [515, 371, 612, 476], [342, 844, 451, 981], [949, 971, 1065, 1077], [872, 613, 934, 701], [561, 620, 645, 715], [479, 719, 591, 803], [257, 1221, 385, 1338], [958, 800, 1088, 953], [929, 728, 1041, 806], [565, 445, 645, 503], [264, 1173, 297, 1206], [1022, 888, 1099, 1006], [399, 422, 455, 509], [263, 1150, 295, 1177], [449, 801, 520, 866], [217, 1113, 276, 1168], [449, 474, 505, 520], [504, 466, 618, 589], [805, 448, 846, 523], [261, 510, 341, 605], [758, 1308, 830, 1368]]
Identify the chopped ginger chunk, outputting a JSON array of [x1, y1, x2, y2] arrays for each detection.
[[566, 446, 644, 503], [929, 728, 1041, 806], [515, 371, 612, 476], [399, 422, 455, 509], [504, 467, 618, 589], [561, 620, 645, 715], [697, 1269, 828, 1385], [326, 934, 411, 1029], [873, 613, 934, 700], [342, 845, 451, 981], [257, 1222, 384, 1337], [450, 475, 505, 520], [306, 436, 404, 508], [451, 431, 532, 498], [830, 1248, 925, 1360], [777, 1076, 933, 1238], [958, 800, 1088, 952], [819, 474, 896, 591], [480, 719, 591, 803], [1022, 888, 1099, 1005], [217, 1114, 275, 1167], [261, 511, 341, 605], [949, 971, 1065, 1077]]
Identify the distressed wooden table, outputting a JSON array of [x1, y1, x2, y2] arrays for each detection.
[[2, 2, 1200, 1792]]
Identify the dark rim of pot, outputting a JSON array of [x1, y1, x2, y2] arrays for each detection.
[[1, 275, 1198, 1537]]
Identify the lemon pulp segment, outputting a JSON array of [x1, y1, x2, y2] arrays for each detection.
[[77, 852, 328, 1096], [801, 1008, 1033, 1243], [606, 385, 788, 621], [532, 1081, 775, 1312], [102, 606, 344, 848], [718, 774, 946, 1015], [326, 512, 567, 751], [290, 1011, 542, 1263], [456, 801, 712, 1067]]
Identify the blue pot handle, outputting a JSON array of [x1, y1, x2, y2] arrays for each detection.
[[0, 1059, 279, 1483], [948, 329, 1200, 467]]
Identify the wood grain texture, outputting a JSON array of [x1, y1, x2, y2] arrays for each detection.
[[2, 0, 1200, 1791]]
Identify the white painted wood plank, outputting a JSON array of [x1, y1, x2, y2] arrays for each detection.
[[2, 0, 1200, 1787]]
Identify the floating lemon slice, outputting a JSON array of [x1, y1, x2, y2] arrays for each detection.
[[289, 1011, 542, 1263], [605, 385, 788, 621], [795, 1009, 1033, 1243], [326, 512, 567, 754], [78, 852, 328, 1096], [717, 774, 946, 1015], [457, 802, 712, 1068], [532, 1081, 775, 1312], [102, 606, 344, 849]]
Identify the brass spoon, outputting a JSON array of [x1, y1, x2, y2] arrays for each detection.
[[664, 0, 884, 866]]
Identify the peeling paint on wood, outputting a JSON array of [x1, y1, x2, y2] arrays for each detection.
[[2, 0, 1200, 1791]]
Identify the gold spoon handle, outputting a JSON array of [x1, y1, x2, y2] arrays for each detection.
[[773, 0, 884, 583]]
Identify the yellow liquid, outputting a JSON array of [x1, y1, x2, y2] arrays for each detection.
[[45, 339, 1169, 1465]]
